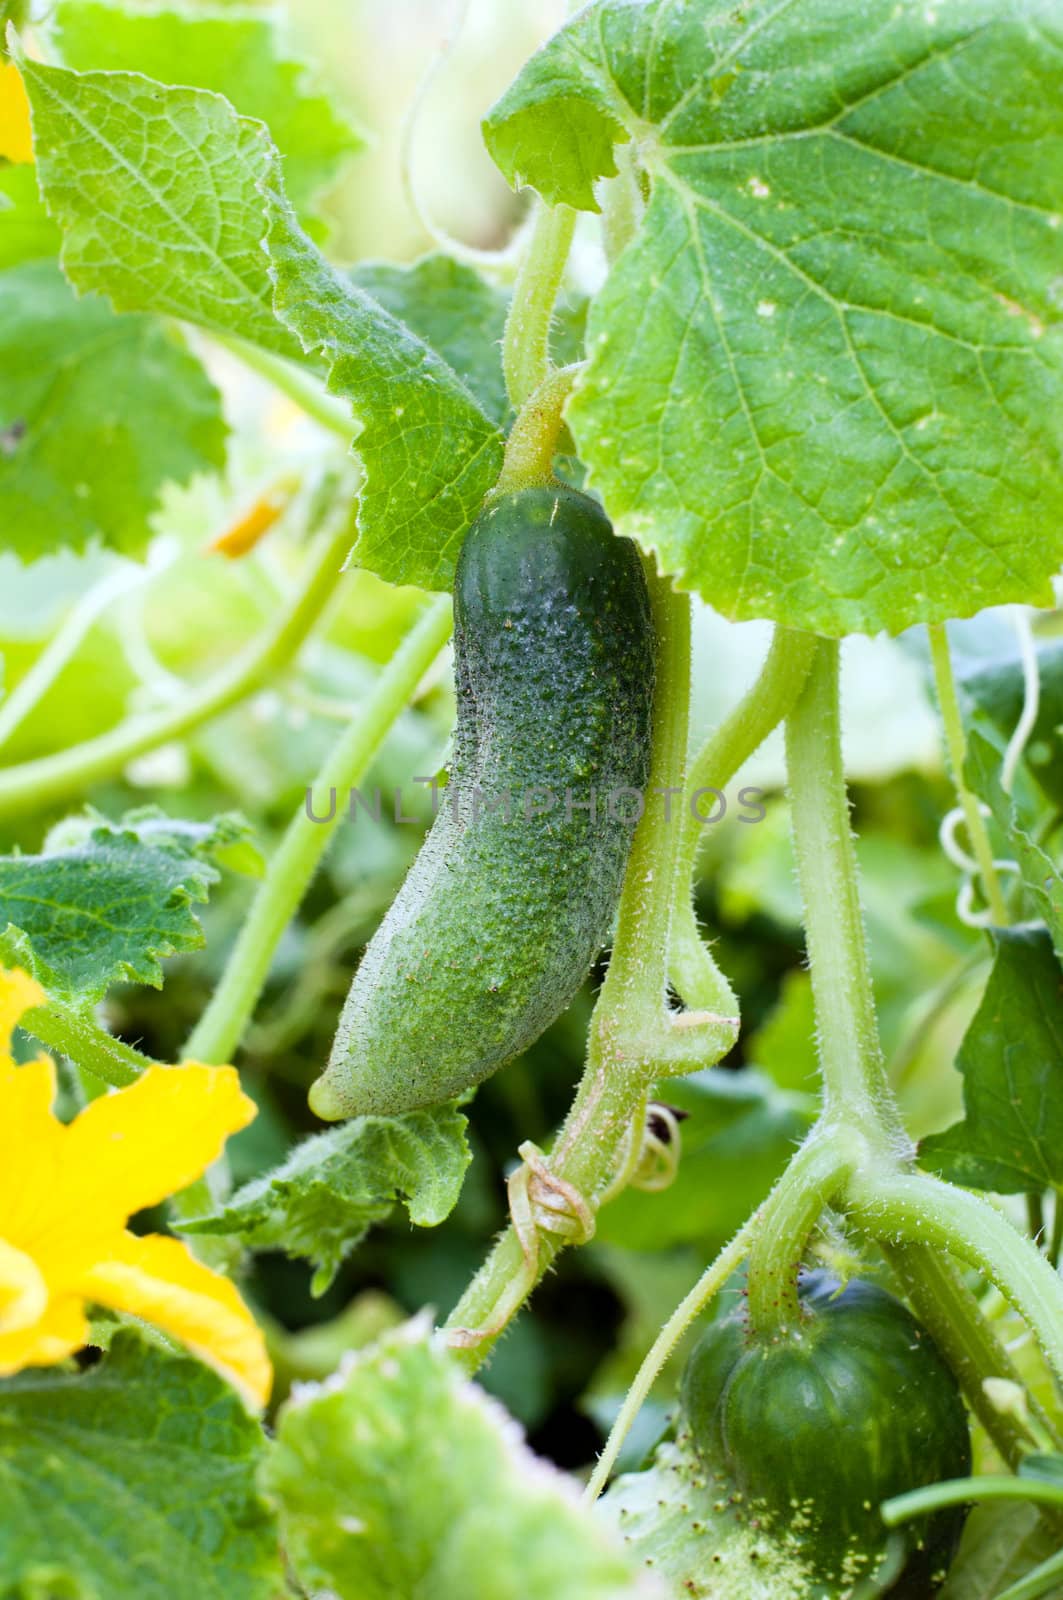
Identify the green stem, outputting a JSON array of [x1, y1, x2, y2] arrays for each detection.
[[783, 638, 902, 1143], [600, 143, 645, 266], [849, 1169, 1063, 1387], [182, 595, 453, 1067], [495, 364, 583, 491], [1028, 1191, 1046, 1246], [882, 1476, 1063, 1524], [1051, 1192, 1063, 1269], [0, 519, 353, 822], [211, 333, 354, 441], [584, 1213, 757, 1502], [446, 580, 719, 1355], [745, 1127, 861, 1334], [502, 201, 576, 409], [668, 626, 816, 1011], [927, 622, 1009, 926], [21, 1002, 156, 1087], [881, 1242, 1057, 1469]]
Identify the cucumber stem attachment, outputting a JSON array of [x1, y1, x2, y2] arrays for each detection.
[[495, 363, 583, 492]]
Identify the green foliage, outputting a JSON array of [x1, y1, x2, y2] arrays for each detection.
[[17, 52, 299, 356], [485, 0, 1063, 636], [49, 0, 362, 224], [0, 261, 226, 562], [0, 1331, 281, 1600], [264, 1320, 643, 1600], [0, 165, 59, 266], [0, 809, 250, 1001], [920, 927, 1063, 1193], [265, 183, 505, 590], [182, 1104, 472, 1293]]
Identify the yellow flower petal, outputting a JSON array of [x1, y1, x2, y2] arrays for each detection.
[[0, 61, 33, 165], [78, 1232, 271, 1408], [61, 1063, 256, 1227], [0, 1293, 88, 1377], [0, 1238, 48, 1333], [0, 965, 46, 1050]]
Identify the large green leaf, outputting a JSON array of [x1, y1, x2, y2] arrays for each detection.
[[485, 0, 1063, 636], [264, 183, 505, 590], [920, 927, 1063, 1193], [602, 1438, 851, 1598], [0, 808, 249, 1002], [50, 0, 362, 223], [264, 1321, 642, 1600], [16, 52, 299, 356], [182, 1104, 472, 1293], [0, 1331, 280, 1600], [0, 260, 226, 561]]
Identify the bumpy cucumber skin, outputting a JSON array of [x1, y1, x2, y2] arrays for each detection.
[[681, 1273, 971, 1588], [310, 485, 654, 1119]]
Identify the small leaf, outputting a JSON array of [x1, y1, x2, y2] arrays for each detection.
[[181, 1103, 472, 1292], [940, 1499, 1059, 1600], [0, 1330, 280, 1600], [485, 0, 1063, 636], [265, 184, 505, 591], [0, 260, 226, 562], [17, 52, 298, 356], [920, 928, 1063, 1193], [0, 807, 252, 1002], [264, 1320, 645, 1600], [964, 727, 1063, 963], [50, 0, 363, 223], [1018, 1454, 1063, 1488]]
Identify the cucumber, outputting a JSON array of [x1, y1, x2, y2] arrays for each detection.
[[309, 485, 655, 1119]]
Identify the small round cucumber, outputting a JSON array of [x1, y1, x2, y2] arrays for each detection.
[[309, 485, 655, 1119]]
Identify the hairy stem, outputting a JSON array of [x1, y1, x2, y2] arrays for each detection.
[[584, 1213, 757, 1502], [502, 201, 576, 409], [183, 595, 453, 1066], [21, 1002, 156, 1088], [0, 519, 353, 822], [928, 622, 1010, 925], [882, 1241, 1059, 1468], [495, 363, 583, 491], [783, 638, 903, 1142], [849, 1169, 1063, 1388]]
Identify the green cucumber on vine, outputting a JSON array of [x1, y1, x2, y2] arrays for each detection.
[[310, 484, 655, 1119]]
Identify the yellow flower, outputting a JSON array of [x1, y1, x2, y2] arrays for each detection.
[[0, 967, 271, 1407], [0, 61, 34, 165]]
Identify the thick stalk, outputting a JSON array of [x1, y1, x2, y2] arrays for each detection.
[[849, 1170, 1063, 1387], [21, 1003, 155, 1087], [495, 364, 582, 491], [446, 579, 705, 1354], [584, 1213, 757, 1502], [501, 201, 576, 409], [745, 1127, 861, 1334], [0, 520, 353, 821], [182, 595, 453, 1067], [927, 622, 1009, 925], [783, 639, 903, 1143]]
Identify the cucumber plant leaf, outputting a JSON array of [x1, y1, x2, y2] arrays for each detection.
[[0, 808, 252, 1002], [602, 1438, 848, 1598], [181, 1104, 472, 1294], [920, 927, 1063, 1193], [264, 182, 505, 590], [0, 260, 227, 562], [0, 1330, 281, 1600], [485, 0, 1063, 637], [15, 51, 301, 357], [264, 1320, 644, 1600], [49, 0, 363, 226]]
